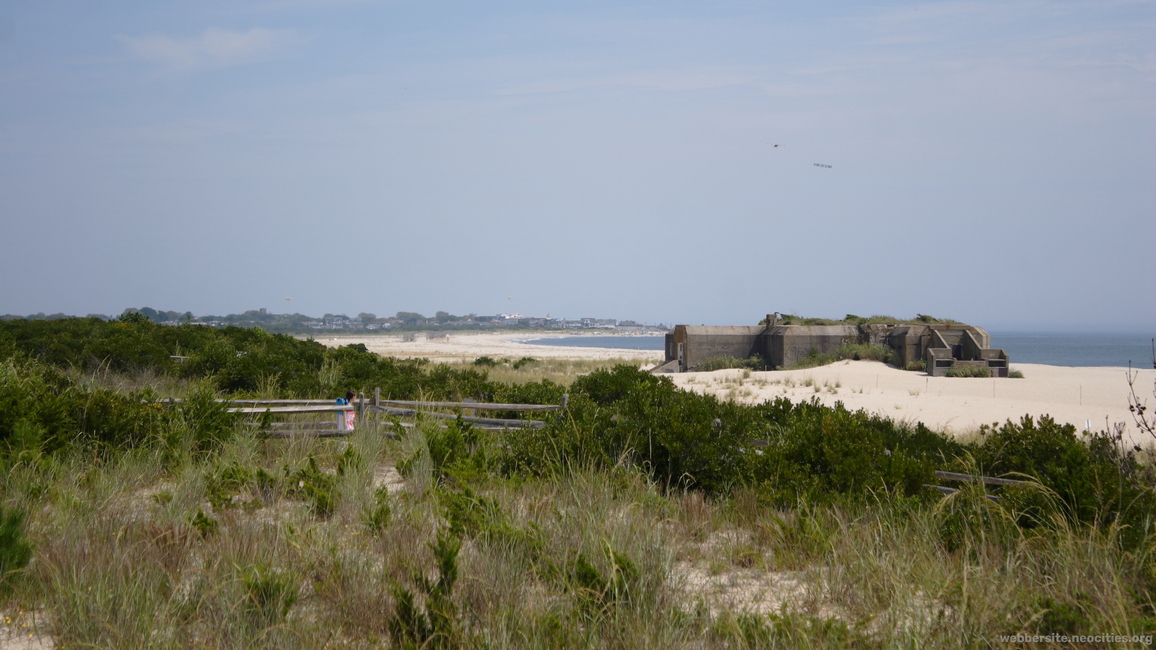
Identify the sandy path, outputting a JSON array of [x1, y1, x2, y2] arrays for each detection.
[[311, 331, 665, 363], [670, 361, 1156, 445]]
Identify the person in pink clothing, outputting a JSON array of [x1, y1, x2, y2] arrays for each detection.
[[337, 389, 357, 431]]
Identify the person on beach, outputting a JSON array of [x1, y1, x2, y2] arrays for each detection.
[[337, 389, 357, 430]]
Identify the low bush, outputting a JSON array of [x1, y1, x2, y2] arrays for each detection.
[[241, 564, 298, 625], [945, 365, 992, 378], [500, 365, 957, 501], [0, 355, 167, 454], [969, 416, 1156, 548], [363, 486, 392, 535], [286, 456, 338, 517]]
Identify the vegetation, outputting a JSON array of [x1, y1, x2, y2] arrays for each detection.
[[944, 365, 995, 378], [786, 342, 900, 370], [0, 317, 1153, 647], [693, 356, 769, 372], [763, 313, 961, 327]]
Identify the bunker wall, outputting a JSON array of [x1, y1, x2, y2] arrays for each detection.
[[764, 325, 860, 369]]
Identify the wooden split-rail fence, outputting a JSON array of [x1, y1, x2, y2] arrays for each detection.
[[924, 470, 1031, 501], [160, 388, 569, 439]]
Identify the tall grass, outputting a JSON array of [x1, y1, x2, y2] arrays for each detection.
[[8, 437, 1154, 648]]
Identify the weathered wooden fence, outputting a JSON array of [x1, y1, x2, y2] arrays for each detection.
[[161, 389, 568, 439], [924, 470, 1031, 501]]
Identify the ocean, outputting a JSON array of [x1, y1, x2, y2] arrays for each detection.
[[987, 332, 1154, 368], [522, 332, 1155, 368]]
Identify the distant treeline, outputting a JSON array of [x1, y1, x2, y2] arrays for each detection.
[[0, 308, 654, 334]]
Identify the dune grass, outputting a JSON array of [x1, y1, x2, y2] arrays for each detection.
[[4, 418, 1154, 648]]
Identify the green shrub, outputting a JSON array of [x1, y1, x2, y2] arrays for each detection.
[[241, 564, 298, 625], [439, 486, 543, 558], [189, 508, 219, 537], [389, 532, 462, 650], [286, 456, 337, 517], [501, 366, 956, 500], [0, 508, 32, 592], [473, 356, 498, 368], [1009, 369, 1024, 379], [401, 418, 492, 486], [336, 445, 363, 477], [0, 317, 503, 402], [1034, 594, 1092, 635], [204, 462, 258, 511], [752, 398, 946, 501], [363, 486, 392, 535], [969, 416, 1156, 547], [0, 355, 167, 454], [945, 365, 992, 378], [563, 547, 639, 616]]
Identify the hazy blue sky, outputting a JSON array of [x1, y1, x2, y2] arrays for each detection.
[[1, 0, 1153, 330]]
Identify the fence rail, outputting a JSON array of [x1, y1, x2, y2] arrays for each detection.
[[933, 470, 1030, 486], [924, 470, 1033, 502], [159, 389, 568, 438]]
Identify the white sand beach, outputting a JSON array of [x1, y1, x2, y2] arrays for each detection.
[[312, 331, 665, 363], [315, 332, 1155, 445]]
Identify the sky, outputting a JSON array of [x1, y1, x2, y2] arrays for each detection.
[[1, 0, 1153, 331]]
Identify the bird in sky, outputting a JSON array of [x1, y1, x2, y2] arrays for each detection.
[[768, 143, 782, 148]]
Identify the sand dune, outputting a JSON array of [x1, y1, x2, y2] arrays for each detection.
[[670, 360, 1156, 445]]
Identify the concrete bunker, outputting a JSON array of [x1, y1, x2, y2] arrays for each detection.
[[658, 315, 1009, 377]]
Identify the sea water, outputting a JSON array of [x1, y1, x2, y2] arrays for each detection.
[[988, 332, 1154, 368]]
